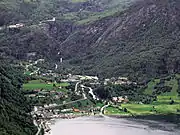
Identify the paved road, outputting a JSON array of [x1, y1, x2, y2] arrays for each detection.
[[75, 81, 81, 95], [34, 120, 42, 135], [33, 106, 42, 135], [100, 103, 110, 116]]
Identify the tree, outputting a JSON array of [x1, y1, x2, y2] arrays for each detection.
[[170, 100, 175, 105], [94, 86, 111, 100], [124, 108, 128, 112], [53, 83, 56, 87], [77, 101, 82, 108], [70, 92, 82, 101]]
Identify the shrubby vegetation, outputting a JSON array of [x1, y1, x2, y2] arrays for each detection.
[[94, 83, 156, 104], [177, 79, 180, 96]]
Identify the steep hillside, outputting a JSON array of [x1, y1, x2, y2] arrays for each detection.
[[1, 0, 180, 81], [0, 59, 36, 135], [0, 0, 134, 61], [60, 0, 180, 81], [0, 0, 134, 25]]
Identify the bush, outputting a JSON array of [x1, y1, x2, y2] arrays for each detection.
[[124, 108, 128, 112]]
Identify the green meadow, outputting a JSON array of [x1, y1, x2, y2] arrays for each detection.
[[144, 79, 160, 95], [106, 76, 180, 116], [23, 80, 69, 90], [106, 99, 180, 116], [105, 106, 130, 116]]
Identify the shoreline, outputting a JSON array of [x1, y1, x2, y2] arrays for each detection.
[[40, 111, 180, 135], [43, 113, 90, 135], [45, 113, 180, 135], [106, 113, 180, 124]]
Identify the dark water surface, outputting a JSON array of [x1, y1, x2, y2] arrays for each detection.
[[51, 116, 180, 135]]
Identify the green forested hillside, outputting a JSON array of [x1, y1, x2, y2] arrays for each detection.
[[1, 0, 180, 82], [0, 59, 36, 135], [0, 0, 134, 25], [60, 0, 180, 81]]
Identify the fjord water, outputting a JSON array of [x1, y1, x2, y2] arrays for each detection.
[[51, 116, 180, 135]]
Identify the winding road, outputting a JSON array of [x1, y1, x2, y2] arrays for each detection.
[[100, 103, 110, 116], [81, 85, 98, 100], [75, 81, 81, 95]]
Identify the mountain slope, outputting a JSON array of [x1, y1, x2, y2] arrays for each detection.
[[59, 0, 180, 80], [0, 59, 36, 135], [1, 0, 180, 81], [0, 0, 134, 60]]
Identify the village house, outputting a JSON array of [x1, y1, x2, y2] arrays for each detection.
[[61, 108, 73, 113], [40, 17, 56, 24], [104, 79, 111, 85], [39, 91, 49, 95], [114, 77, 131, 85], [50, 90, 56, 93], [33, 89, 41, 92], [68, 75, 80, 82], [49, 103, 57, 107], [37, 95, 45, 98], [8, 23, 24, 29], [73, 108, 80, 113], [79, 75, 99, 80], [93, 106, 101, 111], [112, 96, 129, 103], [28, 94, 36, 97]]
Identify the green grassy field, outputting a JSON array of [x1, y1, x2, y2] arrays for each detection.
[[24, 71, 31, 75], [122, 102, 180, 115], [95, 102, 104, 108], [106, 76, 180, 116], [105, 106, 130, 115], [144, 76, 179, 96], [77, 8, 120, 24], [106, 100, 180, 116], [144, 79, 160, 95], [175, 74, 180, 79], [23, 80, 69, 90], [161, 78, 178, 96]]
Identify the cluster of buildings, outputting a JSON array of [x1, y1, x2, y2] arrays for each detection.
[[28, 89, 67, 99], [112, 96, 129, 103], [33, 105, 91, 120], [61, 74, 99, 83], [5, 17, 56, 31], [104, 77, 137, 85], [8, 23, 24, 29]]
